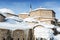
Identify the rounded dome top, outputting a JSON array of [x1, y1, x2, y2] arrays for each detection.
[[0, 8, 15, 14]]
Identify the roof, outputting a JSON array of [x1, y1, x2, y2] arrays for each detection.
[[19, 13, 29, 14], [0, 14, 6, 18], [0, 8, 15, 14], [32, 7, 53, 11]]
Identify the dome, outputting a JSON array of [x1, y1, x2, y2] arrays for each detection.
[[32, 7, 52, 11], [0, 8, 15, 14]]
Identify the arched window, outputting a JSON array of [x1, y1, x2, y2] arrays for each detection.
[[18, 38, 19, 40], [3, 38, 5, 40], [23, 38, 24, 40], [11, 38, 13, 40]]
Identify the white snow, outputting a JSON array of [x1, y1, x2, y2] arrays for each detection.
[[20, 13, 29, 14], [58, 19, 60, 22], [54, 34, 60, 40], [5, 16, 23, 23], [0, 8, 60, 40], [24, 17, 38, 22], [0, 8, 15, 17], [32, 7, 52, 11], [0, 8, 15, 14], [34, 27, 54, 39], [56, 27, 60, 32]]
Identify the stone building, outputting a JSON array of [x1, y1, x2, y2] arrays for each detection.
[[29, 8, 57, 25], [18, 13, 29, 19]]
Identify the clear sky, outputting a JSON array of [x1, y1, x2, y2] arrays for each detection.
[[0, 0, 60, 19]]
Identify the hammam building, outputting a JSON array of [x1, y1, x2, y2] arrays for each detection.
[[0, 8, 60, 40]]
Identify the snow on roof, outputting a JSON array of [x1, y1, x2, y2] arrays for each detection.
[[0, 8, 15, 14], [5, 16, 23, 22], [34, 27, 54, 38], [24, 17, 38, 22], [0, 8, 15, 17], [0, 22, 33, 30], [54, 34, 60, 40], [0, 16, 35, 30], [32, 7, 52, 11], [19, 13, 29, 14]]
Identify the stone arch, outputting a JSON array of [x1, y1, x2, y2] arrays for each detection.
[[33, 25, 44, 29]]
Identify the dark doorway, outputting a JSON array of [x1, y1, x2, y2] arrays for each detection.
[[18, 38, 19, 40], [3, 38, 5, 40]]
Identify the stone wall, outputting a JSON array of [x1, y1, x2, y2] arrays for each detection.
[[13, 30, 25, 40]]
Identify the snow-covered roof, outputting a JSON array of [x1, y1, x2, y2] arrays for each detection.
[[0, 8, 16, 17], [19, 13, 29, 14], [6, 16, 23, 23], [0, 16, 35, 30], [32, 7, 52, 11], [0, 8, 15, 14], [34, 27, 54, 38], [0, 22, 33, 30]]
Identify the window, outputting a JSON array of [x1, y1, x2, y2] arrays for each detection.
[[23, 38, 24, 40], [18, 38, 19, 40], [11, 38, 13, 40], [3, 38, 5, 40]]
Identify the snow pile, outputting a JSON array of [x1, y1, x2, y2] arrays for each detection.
[[56, 27, 60, 32], [54, 34, 60, 40], [34, 27, 54, 39], [58, 19, 60, 22]]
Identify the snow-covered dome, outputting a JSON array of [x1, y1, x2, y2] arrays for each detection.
[[32, 7, 51, 11], [0, 8, 15, 14]]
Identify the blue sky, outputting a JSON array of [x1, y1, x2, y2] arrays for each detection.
[[0, 0, 60, 19]]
